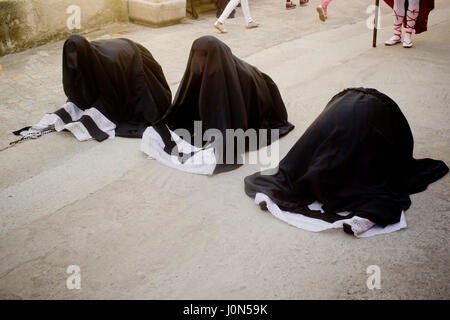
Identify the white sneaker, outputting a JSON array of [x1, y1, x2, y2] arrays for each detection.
[[246, 21, 260, 29], [403, 31, 413, 48], [213, 21, 228, 34], [403, 9, 419, 48], [385, 35, 402, 46], [386, 17, 404, 46], [403, 40, 413, 48]]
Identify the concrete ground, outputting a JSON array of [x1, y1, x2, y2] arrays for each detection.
[[0, 0, 449, 299]]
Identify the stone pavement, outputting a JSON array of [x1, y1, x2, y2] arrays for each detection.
[[0, 0, 449, 299]]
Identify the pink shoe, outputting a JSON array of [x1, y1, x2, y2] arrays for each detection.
[[300, 0, 309, 6], [286, 1, 297, 9]]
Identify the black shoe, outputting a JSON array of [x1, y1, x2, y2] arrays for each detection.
[[343, 223, 354, 235], [259, 201, 268, 211]]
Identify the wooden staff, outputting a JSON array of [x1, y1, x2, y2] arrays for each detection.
[[373, 0, 380, 47]]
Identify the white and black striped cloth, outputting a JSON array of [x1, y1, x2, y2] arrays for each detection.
[[141, 125, 217, 175], [16, 102, 116, 142]]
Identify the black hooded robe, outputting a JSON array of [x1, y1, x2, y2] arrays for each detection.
[[15, 35, 172, 142], [141, 35, 294, 174], [244, 88, 448, 236]]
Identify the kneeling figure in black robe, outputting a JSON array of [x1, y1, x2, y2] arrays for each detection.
[[244, 88, 448, 237], [141, 35, 294, 175], [15, 35, 172, 142]]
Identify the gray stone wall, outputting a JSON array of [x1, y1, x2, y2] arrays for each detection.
[[0, 0, 129, 56], [128, 0, 186, 27]]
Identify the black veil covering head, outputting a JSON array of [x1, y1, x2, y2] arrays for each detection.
[[160, 35, 294, 147], [245, 88, 449, 227], [62, 35, 172, 137]]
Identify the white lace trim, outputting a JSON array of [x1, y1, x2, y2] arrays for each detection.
[[345, 216, 376, 236], [254, 193, 407, 238]]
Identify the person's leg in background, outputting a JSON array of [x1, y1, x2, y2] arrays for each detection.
[[286, 0, 297, 10], [240, 0, 259, 28], [216, 0, 236, 19], [300, 0, 309, 6], [403, 0, 420, 48], [317, 0, 332, 22], [214, 0, 259, 33], [385, 0, 406, 45], [214, 0, 239, 33]]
